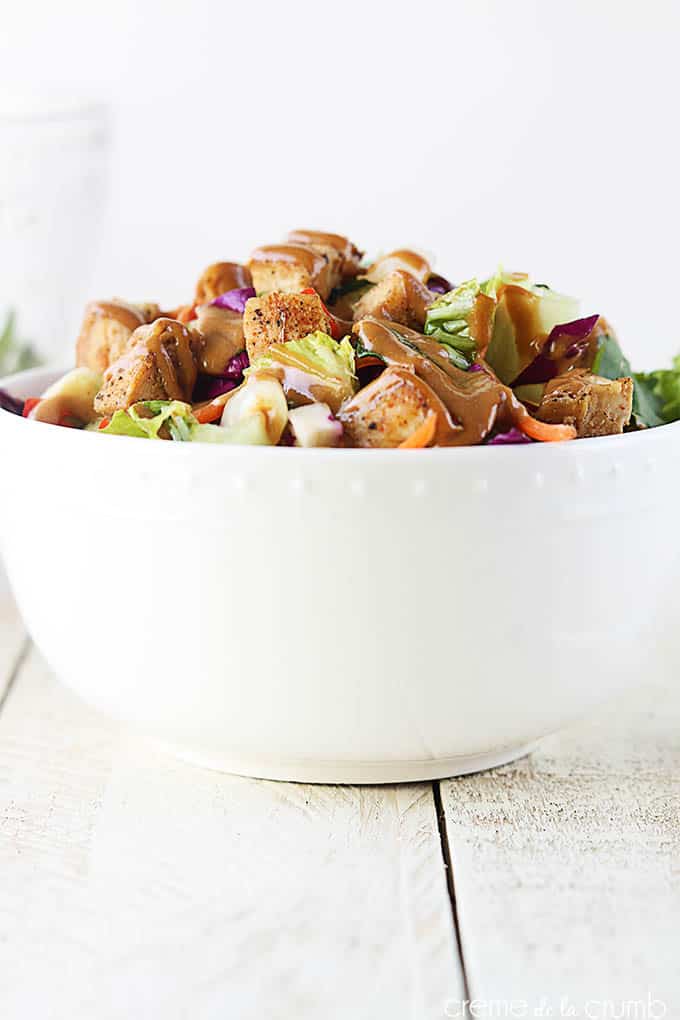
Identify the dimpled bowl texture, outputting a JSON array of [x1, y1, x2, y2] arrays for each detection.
[[1, 366, 679, 783]]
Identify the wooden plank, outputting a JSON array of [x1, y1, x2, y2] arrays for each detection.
[[0, 644, 463, 1020], [441, 678, 680, 1015]]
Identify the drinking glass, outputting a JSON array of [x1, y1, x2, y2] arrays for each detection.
[[0, 95, 110, 368]]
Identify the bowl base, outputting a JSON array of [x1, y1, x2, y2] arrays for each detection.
[[163, 741, 538, 784]]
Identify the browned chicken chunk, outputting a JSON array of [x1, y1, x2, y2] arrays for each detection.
[[362, 249, 431, 284], [286, 230, 362, 280], [248, 244, 343, 300], [243, 291, 330, 362], [194, 262, 252, 305], [352, 270, 432, 329], [536, 370, 633, 437], [94, 318, 202, 415], [339, 366, 442, 448], [76, 300, 160, 374]]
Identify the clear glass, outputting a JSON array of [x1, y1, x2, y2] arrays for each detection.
[[0, 97, 110, 368]]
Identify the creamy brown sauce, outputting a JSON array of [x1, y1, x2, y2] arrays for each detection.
[[111, 318, 197, 401], [147, 319, 196, 399], [193, 306, 245, 374], [498, 285, 545, 368], [364, 250, 431, 284], [249, 244, 327, 276], [354, 318, 528, 445], [287, 230, 354, 260], [88, 300, 145, 333], [195, 262, 252, 304]]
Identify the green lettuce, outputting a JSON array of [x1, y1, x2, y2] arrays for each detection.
[[250, 331, 356, 382], [100, 400, 195, 440], [484, 270, 581, 384], [247, 331, 357, 413], [633, 356, 680, 427], [97, 399, 274, 444], [592, 333, 666, 428], [424, 279, 485, 370]]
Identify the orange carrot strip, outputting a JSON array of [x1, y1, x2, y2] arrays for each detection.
[[517, 415, 577, 443], [22, 398, 41, 418], [398, 413, 437, 449], [193, 399, 227, 424], [176, 303, 198, 324]]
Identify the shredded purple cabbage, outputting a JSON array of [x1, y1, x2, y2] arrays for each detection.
[[548, 313, 600, 343], [468, 362, 485, 373], [513, 314, 600, 387], [487, 427, 533, 445], [192, 350, 250, 403], [209, 287, 256, 314], [224, 350, 250, 378], [427, 274, 454, 295], [192, 375, 238, 403], [512, 354, 559, 387], [0, 388, 24, 416]]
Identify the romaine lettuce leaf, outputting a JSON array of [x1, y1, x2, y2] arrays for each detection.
[[98, 398, 275, 444], [250, 331, 355, 381], [424, 279, 487, 369], [247, 331, 357, 410], [100, 400, 194, 439], [592, 333, 664, 428]]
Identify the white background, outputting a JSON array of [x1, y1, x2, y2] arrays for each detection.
[[2, 0, 679, 367]]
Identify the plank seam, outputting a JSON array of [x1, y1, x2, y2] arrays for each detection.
[[0, 637, 31, 718], [433, 779, 470, 1007]]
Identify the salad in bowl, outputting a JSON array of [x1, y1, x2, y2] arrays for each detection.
[[2, 231, 680, 784], [5, 228, 680, 449]]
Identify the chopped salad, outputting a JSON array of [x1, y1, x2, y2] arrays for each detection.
[[4, 229, 680, 448]]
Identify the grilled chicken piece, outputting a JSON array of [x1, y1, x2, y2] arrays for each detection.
[[94, 318, 202, 415], [243, 291, 330, 362], [76, 300, 160, 374], [363, 250, 431, 284], [536, 370, 633, 437], [193, 304, 245, 374], [248, 244, 343, 300], [286, 230, 362, 280], [194, 262, 252, 305], [352, 270, 432, 329], [339, 366, 442, 448]]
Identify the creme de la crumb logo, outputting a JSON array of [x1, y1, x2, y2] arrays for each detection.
[[443, 992, 668, 1019]]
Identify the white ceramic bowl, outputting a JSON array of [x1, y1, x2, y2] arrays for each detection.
[[1, 366, 679, 783]]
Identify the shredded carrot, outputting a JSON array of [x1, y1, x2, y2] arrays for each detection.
[[98, 417, 111, 430], [517, 415, 577, 443], [175, 303, 198, 324], [22, 398, 41, 418], [399, 413, 438, 449], [193, 393, 233, 424]]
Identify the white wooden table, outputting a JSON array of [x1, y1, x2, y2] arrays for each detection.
[[0, 593, 678, 1020]]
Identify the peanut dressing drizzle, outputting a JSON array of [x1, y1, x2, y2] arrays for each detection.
[[249, 244, 327, 276], [354, 317, 529, 446], [287, 230, 357, 262], [145, 319, 197, 399], [88, 300, 146, 332]]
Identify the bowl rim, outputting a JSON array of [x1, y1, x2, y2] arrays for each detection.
[[3, 363, 680, 463]]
